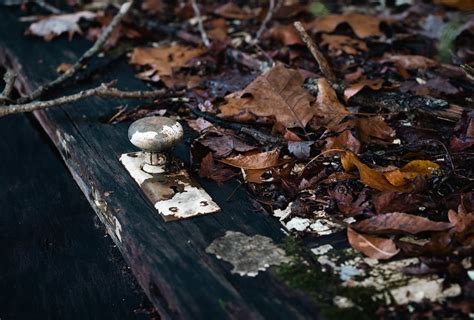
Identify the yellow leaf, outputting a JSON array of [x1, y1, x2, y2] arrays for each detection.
[[384, 160, 439, 187]]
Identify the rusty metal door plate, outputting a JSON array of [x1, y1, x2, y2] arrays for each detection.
[[120, 117, 220, 221]]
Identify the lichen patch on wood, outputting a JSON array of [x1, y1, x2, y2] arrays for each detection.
[[206, 231, 291, 277]]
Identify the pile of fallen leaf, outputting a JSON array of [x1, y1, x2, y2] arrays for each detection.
[[16, 0, 474, 317]]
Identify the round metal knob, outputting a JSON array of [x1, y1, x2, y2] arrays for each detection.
[[128, 116, 183, 169]]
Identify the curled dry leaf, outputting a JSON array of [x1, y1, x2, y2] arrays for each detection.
[[26, 11, 96, 41], [450, 111, 474, 151], [341, 151, 409, 192], [311, 78, 349, 129], [200, 135, 256, 158], [448, 205, 474, 234], [347, 227, 399, 260], [321, 34, 368, 55], [383, 160, 440, 187], [269, 24, 304, 46], [214, 2, 256, 20], [199, 153, 237, 183], [309, 12, 384, 38], [130, 45, 205, 77], [383, 54, 438, 70], [344, 79, 384, 101], [323, 130, 361, 154], [353, 212, 453, 235], [220, 64, 316, 128], [354, 116, 395, 143], [186, 117, 214, 133], [220, 149, 280, 183]]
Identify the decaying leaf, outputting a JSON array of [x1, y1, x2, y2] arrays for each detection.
[[383, 160, 440, 187], [450, 111, 474, 151], [321, 34, 368, 55], [323, 130, 361, 154], [269, 24, 304, 46], [200, 134, 256, 158], [341, 151, 409, 192], [341, 152, 439, 192], [309, 12, 385, 38], [214, 2, 256, 20], [220, 149, 281, 183], [26, 11, 96, 41], [130, 45, 205, 77], [220, 64, 316, 128], [311, 78, 349, 129], [347, 227, 399, 260], [383, 54, 438, 70], [353, 212, 453, 235], [199, 153, 237, 183], [344, 79, 384, 101]]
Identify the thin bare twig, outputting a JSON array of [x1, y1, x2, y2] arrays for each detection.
[[0, 69, 16, 103], [190, 0, 210, 47], [254, 0, 282, 42], [17, 0, 134, 104], [293, 21, 336, 84], [34, 0, 62, 14], [0, 82, 169, 117]]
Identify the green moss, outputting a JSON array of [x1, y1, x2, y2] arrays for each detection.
[[276, 237, 381, 320], [309, 1, 330, 17]]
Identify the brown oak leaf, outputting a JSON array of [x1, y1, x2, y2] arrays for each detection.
[[220, 64, 316, 128], [347, 227, 399, 260]]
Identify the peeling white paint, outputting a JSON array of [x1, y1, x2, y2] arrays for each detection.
[[389, 278, 461, 305], [333, 296, 356, 309], [154, 185, 219, 218], [285, 217, 311, 231], [120, 152, 154, 185], [311, 244, 333, 255], [273, 203, 293, 221]]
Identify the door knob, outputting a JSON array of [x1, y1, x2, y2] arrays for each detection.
[[120, 116, 220, 221]]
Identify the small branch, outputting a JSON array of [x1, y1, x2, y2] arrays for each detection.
[[34, 0, 62, 14], [190, 0, 210, 48], [0, 82, 169, 117], [0, 69, 16, 103], [190, 108, 281, 145], [293, 21, 336, 84], [254, 0, 282, 42], [17, 0, 134, 104]]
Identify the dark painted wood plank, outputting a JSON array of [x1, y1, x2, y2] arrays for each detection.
[[0, 7, 320, 319], [0, 112, 151, 320]]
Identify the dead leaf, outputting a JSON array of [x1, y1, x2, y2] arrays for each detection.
[[214, 2, 256, 20], [130, 45, 205, 77], [200, 135, 256, 158], [448, 205, 474, 235], [199, 153, 237, 183], [347, 227, 399, 260], [323, 130, 361, 154], [220, 149, 280, 170], [309, 12, 384, 38], [220, 64, 316, 128], [341, 151, 409, 192], [220, 149, 281, 183], [310, 78, 349, 129], [26, 11, 96, 41], [353, 212, 453, 235], [354, 116, 395, 143], [383, 54, 438, 70], [383, 160, 440, 187], [344, 79, 384, 101], [186, 117, 214, 133], [269, 24, 303, 46], [321, 34, 368, 55], [450, 111, 474, 151], [288, 141, 313, 159]]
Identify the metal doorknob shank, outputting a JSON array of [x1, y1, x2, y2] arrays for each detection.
[[128, 116, 183, 169]]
